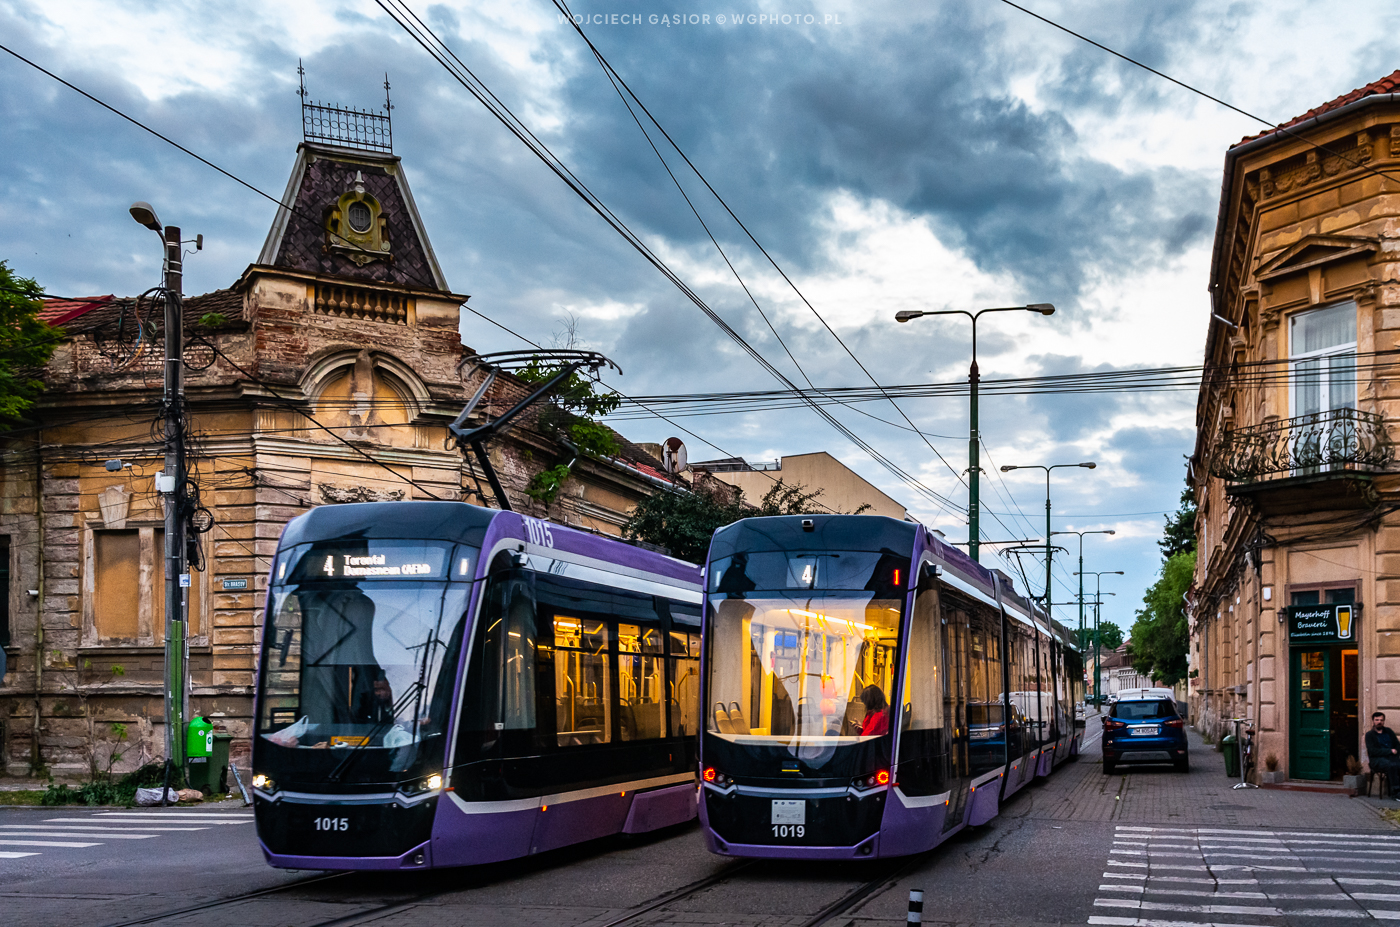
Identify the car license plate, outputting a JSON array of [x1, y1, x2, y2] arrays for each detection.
[[1130, 726, 1159, 736], [771, 799, 805, 825]]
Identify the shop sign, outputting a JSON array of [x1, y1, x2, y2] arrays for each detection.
[[1285, 603, 1357, 644]]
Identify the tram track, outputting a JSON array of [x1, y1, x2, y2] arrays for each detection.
[[99, 871, 350, 927]]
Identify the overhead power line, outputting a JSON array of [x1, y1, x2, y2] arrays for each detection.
[[373, 0, 968, 517]]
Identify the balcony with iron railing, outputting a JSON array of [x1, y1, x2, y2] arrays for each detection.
[[1209, 407, 1394, 487]]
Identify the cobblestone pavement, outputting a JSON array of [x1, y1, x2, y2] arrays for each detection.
[[1031, 723, 1397, 830]]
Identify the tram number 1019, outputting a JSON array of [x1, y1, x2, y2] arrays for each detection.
[[313, 817, 350, 832], [772, 824, 805, 838]]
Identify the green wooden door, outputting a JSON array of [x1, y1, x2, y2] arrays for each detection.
[[1291, 649, 1331, 780]]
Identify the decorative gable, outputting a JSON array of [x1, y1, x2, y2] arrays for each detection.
[[257, 144, 449, 292], [1255, 234, 1377, 282]]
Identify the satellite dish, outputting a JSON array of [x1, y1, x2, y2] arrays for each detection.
[[662, 437, 688, 474]]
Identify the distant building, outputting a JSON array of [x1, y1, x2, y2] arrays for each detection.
[[1189, 70, 1400, 782], [690, 451, 909, 519]]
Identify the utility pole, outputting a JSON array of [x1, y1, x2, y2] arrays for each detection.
[[999, 461, 1095, 624], [162, 222, 187, 779], [131, 202, 187, 792]]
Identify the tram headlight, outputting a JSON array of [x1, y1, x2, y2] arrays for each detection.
[[252, 774, 274, 792], [426, 774, 443, 791]]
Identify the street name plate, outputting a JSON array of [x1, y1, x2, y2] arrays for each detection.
[[771, 799, 805, 825], [222, 578, 249, 590]]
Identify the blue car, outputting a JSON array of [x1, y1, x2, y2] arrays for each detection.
[[1102, 698, 1188, 774]]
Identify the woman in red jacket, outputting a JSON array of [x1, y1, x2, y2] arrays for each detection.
[[858, 684, 889, 737]]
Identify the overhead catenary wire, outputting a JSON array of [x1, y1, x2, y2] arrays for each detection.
[[547, 0, 982, 516], [372, 0, 967, 518]]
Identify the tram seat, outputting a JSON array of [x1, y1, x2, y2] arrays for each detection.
[[714, 704, 736, 734], [840, 700, 864, 736], [727, 702, 751, 735]]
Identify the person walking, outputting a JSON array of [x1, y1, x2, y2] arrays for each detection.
[[1365, 711, 1400, 799]]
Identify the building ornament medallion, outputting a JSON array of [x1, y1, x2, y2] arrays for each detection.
[[326, 171, 391, 266]]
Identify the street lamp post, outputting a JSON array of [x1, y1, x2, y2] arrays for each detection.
[[896, 303, 1054, 562], [1051, 529, 1115, 651], [1075, 570, 1124, 702], [129, 202, 188, 793], [999, 462, 1096, 624]]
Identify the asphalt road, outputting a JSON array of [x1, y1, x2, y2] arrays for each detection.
[[2, 722, 1396, 927]]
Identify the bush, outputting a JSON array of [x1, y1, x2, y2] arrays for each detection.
[[41, 762, 185, 807]]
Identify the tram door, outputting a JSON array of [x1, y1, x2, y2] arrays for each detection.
[[941, 607, 970, 832]]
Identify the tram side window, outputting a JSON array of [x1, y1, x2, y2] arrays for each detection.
[[968, 603, 1005, 775], [669, 603, 702, 738], [553, 615, 611, 746], [619, 622, 665, 741], [896, 579, 945, 795], [460, 568, 537, 741]]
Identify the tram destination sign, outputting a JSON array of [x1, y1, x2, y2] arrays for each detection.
[[1284, 603, 1357, 644]]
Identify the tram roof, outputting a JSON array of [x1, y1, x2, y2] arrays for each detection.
[[278, 500, 499, 550]]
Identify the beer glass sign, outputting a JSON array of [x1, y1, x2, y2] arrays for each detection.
[[1286, 603, 1358, 643]]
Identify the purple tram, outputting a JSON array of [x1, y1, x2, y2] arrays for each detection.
[[252, 501, 703, 870], [698, 514, 1084, 859]]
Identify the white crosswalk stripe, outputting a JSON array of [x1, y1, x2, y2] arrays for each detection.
[[0, 810, 250, 861], [1091, 825, 1400, 925]]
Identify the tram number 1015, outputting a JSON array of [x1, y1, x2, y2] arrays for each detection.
[[772, 824, 805, 838], [313, 817, 350, 832]]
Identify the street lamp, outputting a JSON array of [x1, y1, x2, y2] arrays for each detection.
[[896, 303, 1054, 562], [998, 462, 1096, 624], [1075, 570, 1124, 703], [1051, 529, 1115, 656], [131, 201, 187, 801]]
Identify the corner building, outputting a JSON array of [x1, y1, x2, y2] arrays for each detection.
[[1190, 71, 1400, 782], [0, 119, 679, 780]]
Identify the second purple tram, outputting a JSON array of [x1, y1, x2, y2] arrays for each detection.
[[251, 501, 703, 870], [698, 514, 1084, 859]]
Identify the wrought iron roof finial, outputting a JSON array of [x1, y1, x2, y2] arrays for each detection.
[[297, 59, 307, 101], [384, 73, 392, 114]]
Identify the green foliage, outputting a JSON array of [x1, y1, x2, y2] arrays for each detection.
[[1159, 484, 1197, 559], [0, 261, 62, 424], [516, 359, 623, 504], [197, 311, 229, 328], [623, 478, 832, 563], [526, 463, 574, 504], [1129, 549, 1196, 686], [41, 760, 184, 807], [1076, 620, 1124, 652]]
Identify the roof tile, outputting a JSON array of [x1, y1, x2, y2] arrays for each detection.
[[1236, 69, 1400, 146]]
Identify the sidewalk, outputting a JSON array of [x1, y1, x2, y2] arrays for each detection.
[[1027, 723, 1398, 829]]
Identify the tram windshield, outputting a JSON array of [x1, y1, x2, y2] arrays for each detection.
[[256, 540, 474, 787], [705, 550, 906, 753]]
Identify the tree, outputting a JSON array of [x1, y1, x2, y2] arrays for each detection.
[[1077, 620, 1124, 652], [1128, 550, 1194, 686], [623, 478, 830, 563], [0, 261, 61, 423], [514, 357, 622, 505], [1159, 484, 1197, 559]]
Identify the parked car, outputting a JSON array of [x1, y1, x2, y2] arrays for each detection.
[[1115, 687, 1175, 702], [1102, 697, 1188, 774]]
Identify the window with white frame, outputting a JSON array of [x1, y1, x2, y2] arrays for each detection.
[[1290, 301, 1357, 417]]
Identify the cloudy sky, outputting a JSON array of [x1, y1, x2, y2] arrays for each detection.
[[4, 0, 1399, 633]]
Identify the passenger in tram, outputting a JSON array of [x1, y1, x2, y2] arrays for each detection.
[[857, 685, 889, 736]]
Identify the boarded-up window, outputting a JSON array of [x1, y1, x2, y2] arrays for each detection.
[[94, 530, 141, 639], [153, 531, 201, 639]]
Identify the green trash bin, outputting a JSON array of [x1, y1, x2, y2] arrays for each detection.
[[211, 734, 233, 795], [185, 717, 215, 794], [1222, 734, 1239, 779]]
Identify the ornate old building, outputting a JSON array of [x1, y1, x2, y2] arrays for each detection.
[[1190, 71, 1400, 782], [0, 106, 679, 780]]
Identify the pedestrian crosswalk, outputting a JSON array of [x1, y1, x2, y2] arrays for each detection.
[[1091, 824, 1400, 926], [0, 810, 252, 860]]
